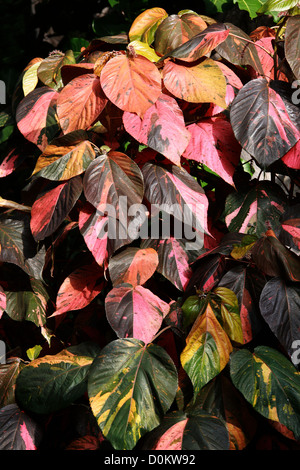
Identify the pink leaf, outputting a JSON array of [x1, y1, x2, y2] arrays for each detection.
[[123, 93, 191, 166], [183, 118, 241, 186]]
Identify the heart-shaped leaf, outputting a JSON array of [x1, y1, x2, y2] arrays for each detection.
[[123, 93, 191, 167], [100, 54, 161, 118], [163, 59, 227, 108], [105, 284, 170, 343], [88, 338, 178, 450]]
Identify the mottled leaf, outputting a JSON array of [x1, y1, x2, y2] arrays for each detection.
[[0, 404, 42, 450], [219, 265, 265, 343], [37, 50, 75, 89], [128, 7, 168, 44], [216, 23, 264, 75], [285, 16, 300, 81], [83, 151, 144, 218], [184, 117, 240, 186], [141, 237, 192, 291], [154, 13, 207, 56], [16, 87, 59, 151], [225, 181, 287, 237], [180, 302, 233, 397], [108, 247, 159, 287], [0, 211, 45, 279], [160, 23, 229, 62], [51, 262, 104, 317], [16, 343, 101, 414], [230, 78, 300, 169], [123, 93, 191, 166], [105, 284, 170, 343], [100, 54, 161, 118], [163, 58, 227, 108], [32, 132, 97, 180], [30, 176, 82, 241], [230, 346, 300, 439], [146, 407, 229, 450], [57, 73, 108, 134], [0, 359, 24, 408], [88, 338, 178, 450], [251, 229, 300, 281], [142, 162, 209, 242]]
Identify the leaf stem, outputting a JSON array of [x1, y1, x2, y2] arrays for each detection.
[[228, 33, 273, 58]]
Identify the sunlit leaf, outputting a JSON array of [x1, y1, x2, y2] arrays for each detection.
[[57, 73, 108, 134], [123, 93, 191, 166], [129, 7, 168, 44], [160, 23, 229, 62], [37, 50, 75, 89], [183, 117, 240, 186], [230, 78, 300, 169], [163, 59, 227, 108], [154, 13, 207, 56], [22, 59, 43, 96], [51, 262, 104, 317], [100, 54, 161, 117], [32, 132, 97, 180], [16, 87, 59, 151]]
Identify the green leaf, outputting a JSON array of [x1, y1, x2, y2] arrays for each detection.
[[230, 346, 300, 439], [214, 287, 243, 344], [233, 0, 264, 19], [15, 343, 101, 414], [257, 0, 299, 13], [37, 50, 75, 90], [5, 279, 50, 328], [88, 338, 178, 450], [203, 0, 233, 14]]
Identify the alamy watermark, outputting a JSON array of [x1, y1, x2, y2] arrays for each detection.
[[291, 80, 300, 105], [0, 80, 6, 105], [94, 197, 205, 251], [0, 340, 6, 364]]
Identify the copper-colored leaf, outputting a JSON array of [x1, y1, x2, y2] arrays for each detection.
[[57, 73, 108, 134], [100, 54, 162, 117]]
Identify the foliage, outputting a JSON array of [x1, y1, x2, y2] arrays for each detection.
[[1, 0, 300, 451]]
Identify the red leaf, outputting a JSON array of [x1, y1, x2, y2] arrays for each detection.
[[105, 284, 170, 344], [60, 62, 95, 86], [30, 177, 82, 241], [282, 140, 300, 170], [16, 87, 59, 151], [0, 147, 28, 178], [183, 117, 241, 186], [51, 261, 104, 317], [123, 93, 191, 166], [57, 73, 108, 134], [100, 54, 161, 117]]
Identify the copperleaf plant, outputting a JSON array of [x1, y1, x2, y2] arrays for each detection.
[[0, 2, 300, 451]]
